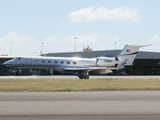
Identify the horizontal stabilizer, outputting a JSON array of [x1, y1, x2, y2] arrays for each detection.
[[116, 58, 128, 68]]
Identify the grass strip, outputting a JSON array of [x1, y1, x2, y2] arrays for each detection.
[[0, 78, 160, 91]]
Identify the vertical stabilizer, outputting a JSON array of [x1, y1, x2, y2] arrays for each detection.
[[118, 45, 149, 66]]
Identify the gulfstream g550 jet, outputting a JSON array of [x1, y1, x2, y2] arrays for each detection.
[[3, 45, 147, 79]]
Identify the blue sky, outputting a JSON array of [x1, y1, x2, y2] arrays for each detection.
[[0, 0, 160, 56]]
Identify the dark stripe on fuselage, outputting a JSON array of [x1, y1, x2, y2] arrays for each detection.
[[120, 52, 138, 56]]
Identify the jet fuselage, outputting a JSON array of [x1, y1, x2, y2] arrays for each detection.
[[4, 56, 120, 70]]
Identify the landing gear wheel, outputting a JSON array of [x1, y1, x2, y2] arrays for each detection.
[[78, 71, 89, 79], [79, 75, 83, 79], [87, 75, 89, 79], [85, 75, 89, 79]]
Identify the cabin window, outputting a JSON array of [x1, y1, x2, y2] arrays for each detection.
[[67, 61, 70, 64], [35, 60, 38, 62], [42, 60, 45, 63], [54, 61, 58, 64], [61, 61, 64, 64], [48, 61, 51, 63], [73, 62, 76, 65]]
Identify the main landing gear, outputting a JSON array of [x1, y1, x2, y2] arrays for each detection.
[[77, 71, 89, 79]]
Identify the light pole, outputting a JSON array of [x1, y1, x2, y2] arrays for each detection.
[[41, 42, 44, 54], [114, 42, 117, 50], [10, 50, 12, 56], [74, 37, 77, 52]]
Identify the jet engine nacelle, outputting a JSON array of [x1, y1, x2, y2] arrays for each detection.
[[96, 57, 121, 67]]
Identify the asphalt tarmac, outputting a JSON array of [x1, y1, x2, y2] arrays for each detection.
[[0, 91, 160, 120], [1, 75, 160, 79]]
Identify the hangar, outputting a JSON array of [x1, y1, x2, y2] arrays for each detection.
[[0, 49, 160, 75]]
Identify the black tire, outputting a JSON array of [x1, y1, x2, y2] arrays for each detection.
[[79, 75, 83, 79], [85, 75, 89, 79]]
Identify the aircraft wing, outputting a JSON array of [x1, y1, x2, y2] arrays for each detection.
[[61, 67, 117, 74], [62, 67, 107, 71]]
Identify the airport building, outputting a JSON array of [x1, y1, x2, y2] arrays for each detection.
[[1, 47, 160, 75]]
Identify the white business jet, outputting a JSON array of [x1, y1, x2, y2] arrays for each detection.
[[3, 44, 147, 79]]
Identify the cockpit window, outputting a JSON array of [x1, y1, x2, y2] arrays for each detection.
[[16, 57, 21, 60]]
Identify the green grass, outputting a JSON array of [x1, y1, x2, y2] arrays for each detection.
[[0, 78, 160, 91]]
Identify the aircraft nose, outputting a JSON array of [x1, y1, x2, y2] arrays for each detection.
[[3, 60, 12, 66], [3, 61, 9, 65]]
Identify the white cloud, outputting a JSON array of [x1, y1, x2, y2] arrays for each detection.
[[64, 34, 119, 51], [66, 34, 101, 44], [104, 35, 119, 41], [43, 36, 59, 43], [0, 31, 19, 45], [65, 34, 119, 44], [41, 34, 119, 53], [0, 31, 38, 56], [68, 6, 142, 23], [149, 35, 160, 41], [0, 31, 120, 55], [60, 21, 65, 25]]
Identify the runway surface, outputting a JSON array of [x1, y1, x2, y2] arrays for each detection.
[[0, 91, 160, 120], [1, 75, 160, 79]]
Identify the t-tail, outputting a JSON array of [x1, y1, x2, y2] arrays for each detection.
[[117, 44, 150, 66]]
